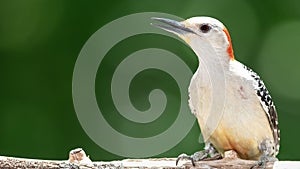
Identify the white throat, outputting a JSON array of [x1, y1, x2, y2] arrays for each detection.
[[188, 37, 231, 75]]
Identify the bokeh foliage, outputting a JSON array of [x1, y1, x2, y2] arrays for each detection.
[[0, 0, 300, 160]]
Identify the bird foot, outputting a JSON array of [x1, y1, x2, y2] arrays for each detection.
[[176, 150, 220, 166], [250, 155, 278, 169]]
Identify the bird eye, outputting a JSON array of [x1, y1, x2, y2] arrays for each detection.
[[199, 24, 211, 33]]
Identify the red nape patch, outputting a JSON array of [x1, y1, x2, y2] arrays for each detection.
[[223, 28, 234, 60]]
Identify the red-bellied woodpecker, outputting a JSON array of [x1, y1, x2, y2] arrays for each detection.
[[151, 16, 280, 168]]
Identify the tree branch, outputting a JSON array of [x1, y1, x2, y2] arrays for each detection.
[[0, 148, 298, 169]]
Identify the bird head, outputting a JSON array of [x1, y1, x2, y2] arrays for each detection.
[[151, 17, 234, 61]]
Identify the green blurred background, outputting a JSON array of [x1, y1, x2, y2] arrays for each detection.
[[1, 0, 300, 161]]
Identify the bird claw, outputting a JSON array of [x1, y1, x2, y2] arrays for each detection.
[[250, 161, 264, 169], [176, 151, 210, 166], [250, 155, 278, 169], [176, 153, 195, 166]]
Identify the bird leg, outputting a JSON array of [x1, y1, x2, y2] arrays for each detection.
[[176, 143, 221, 166], [250, 139, 278, 169]]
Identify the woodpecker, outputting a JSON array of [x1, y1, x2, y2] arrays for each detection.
[[151, 16, 280, 167]]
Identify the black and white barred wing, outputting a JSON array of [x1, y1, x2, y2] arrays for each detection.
[[245, 65, 280, 155]]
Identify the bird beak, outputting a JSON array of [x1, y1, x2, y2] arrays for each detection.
[[151, 17, 195, 35]]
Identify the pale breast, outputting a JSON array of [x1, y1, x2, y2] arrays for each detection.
[[192, 72, 274, 160]]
